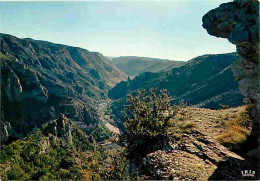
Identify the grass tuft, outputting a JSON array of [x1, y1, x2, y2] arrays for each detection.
[[216, 104, 252, 152]]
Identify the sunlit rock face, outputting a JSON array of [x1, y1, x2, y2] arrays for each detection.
[[202, 0, 259, 163]]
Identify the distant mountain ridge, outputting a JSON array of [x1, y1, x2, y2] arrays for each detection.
[[0, 33, 127, 143], [111, 56, 186, 77]]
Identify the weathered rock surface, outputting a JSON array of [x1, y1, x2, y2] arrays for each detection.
[[127, 106, 254, 180], [0, 33, 127, 143], [202, 0, 259, 172], [202, 0, 259, 101], [140, 131, 247, 180], [43, 114, 74, 145]]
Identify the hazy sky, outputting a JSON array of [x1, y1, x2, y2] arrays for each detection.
[[0, 0, 235, 61]]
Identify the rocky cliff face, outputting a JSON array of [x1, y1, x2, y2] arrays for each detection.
[[43, 114, 73, 145], [202, 0, 259, 172], [0, 33, 127, 143]]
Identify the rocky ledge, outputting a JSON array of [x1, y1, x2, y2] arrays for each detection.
[[140, 130, 249, 180]]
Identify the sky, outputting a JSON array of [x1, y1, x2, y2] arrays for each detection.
[[0, 0, 236, 61]]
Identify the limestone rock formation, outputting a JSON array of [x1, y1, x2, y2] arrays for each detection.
[[202, 0, 259, 101], [43, 114, 73, 145], [1, 122, 15, 143], [2, 64, 23, 102], [202, 0, 259, 168]]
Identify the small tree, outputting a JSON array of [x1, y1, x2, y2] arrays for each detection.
[[123, 88, 184, 164]]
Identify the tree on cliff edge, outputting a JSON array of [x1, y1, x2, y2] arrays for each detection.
[[123, 88, 185, 164]]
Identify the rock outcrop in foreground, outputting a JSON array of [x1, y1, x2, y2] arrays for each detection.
[[202, 0, 259, 170], [141, 131, 245, 180], [136, 106, 253, 180]]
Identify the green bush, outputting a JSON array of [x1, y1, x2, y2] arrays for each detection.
[[123, 88, 184, 164]]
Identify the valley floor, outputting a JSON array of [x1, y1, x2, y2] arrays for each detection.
[[97, 100, 120, 134]]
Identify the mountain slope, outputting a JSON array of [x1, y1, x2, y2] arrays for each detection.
[[111, 56, 186, 77], [109, 53, 244, 107], [0, 33, 127, 143], [108, 53, 245, 129], [1, 34, 127, 89]]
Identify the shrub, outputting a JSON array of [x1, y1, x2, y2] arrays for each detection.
[[123, 88, 184, 164], [91, 125, 112, 142], [183, 122, 194, 129]]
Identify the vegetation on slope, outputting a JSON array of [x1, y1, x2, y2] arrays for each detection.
[[122, 89, 186, 164], [108, 53, 245, 128], [119, 89, 253, 180], [91, 124, 112, 142], [0, 115, 129, 180], [216, 100, 253, 153], [109, 53, 243, 108]]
